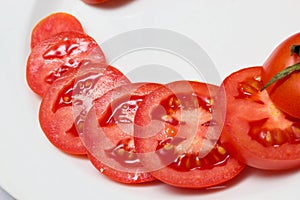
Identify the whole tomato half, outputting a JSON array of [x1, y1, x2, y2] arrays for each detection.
[[262, 32, 300, 119]]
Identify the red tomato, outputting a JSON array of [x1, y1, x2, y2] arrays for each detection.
[[39, 63, 130, 155], [133, 81, 245, 188], [82, 0, 109, 4], [26, 31, 106, 97], [221, 66, 300, 170], [82, 83, 162, 183], [262, 32, 300, 119], [31, 12, 84, 49]]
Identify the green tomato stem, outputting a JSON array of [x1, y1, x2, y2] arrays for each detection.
[[261, 62, 300, 91]]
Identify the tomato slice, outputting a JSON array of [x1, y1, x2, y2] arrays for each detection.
[[26, 31, 106, 96], [133, 81, 245, 188], [30, 12, 84, 48], [39, 63, 130, 155], [221, 66, 300, 170], [82, 83, 162, 183]]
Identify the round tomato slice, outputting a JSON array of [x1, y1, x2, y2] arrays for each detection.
[[30, 12, 84, 48], [221, 66, 300, 170], [262, 32, 300, 119], [133, 81, 245, 189], [39, 63, 130, 155], [26, 31, 106, 96], [82, 82, 162, 183]]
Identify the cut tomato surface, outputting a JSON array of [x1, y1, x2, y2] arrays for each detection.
[[221, 66, 300, 170], [133, 80, 245, 188], [30, 12, 84, 49], [39, 63, 130, 155], [82, 82, 162, 183], [26, 31, 106, 96]]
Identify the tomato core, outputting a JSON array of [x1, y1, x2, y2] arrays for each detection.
[[151, 93, 212, 126]]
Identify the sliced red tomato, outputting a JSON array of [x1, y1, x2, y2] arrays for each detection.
[[31, 12, 84, 49], [82, 82, 162, 183], [26, 31, 106, 96], [262, 32, 300, 119], [221, 66, 300, 170], [39, 63, 130, 155], [133, 81, 245, 188]]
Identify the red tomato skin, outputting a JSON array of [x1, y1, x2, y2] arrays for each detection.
[[222, 66, 300, 170], [26, 31, 105, 97], [82, 0, 109, 4], [83, 83, 162, 184], [39, 65, 130, 155], [134, 81, 245, 189], [262, 32, 300, 119], [149, 157, 243, 189], [31, 12, 84, 49], [87, 152, 156, 184]]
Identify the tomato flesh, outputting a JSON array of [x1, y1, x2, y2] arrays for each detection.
[[82, 83, 162, 183], [26, 31, 105, 96], [222, 66, 300, 170], [134, 81, 245, 188]]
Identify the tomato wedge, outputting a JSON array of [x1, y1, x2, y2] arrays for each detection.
[[133, 81, 245, 188], [26, 31, 106, 96], [31, 12, 84, 49], [221, 66, 300, 170], [82, 82, 162, 183], [39, 63, 130, 155]]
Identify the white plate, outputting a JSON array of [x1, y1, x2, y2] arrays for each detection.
[[1, 0, 300, 199]]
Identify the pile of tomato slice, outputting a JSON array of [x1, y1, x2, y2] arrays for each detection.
[[26, 12, 300, 189]]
